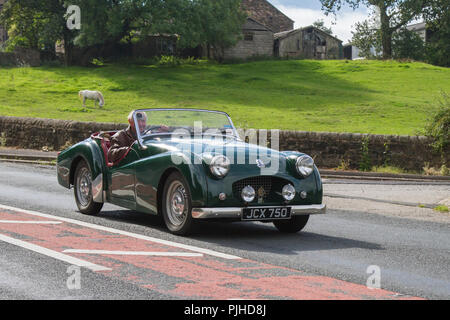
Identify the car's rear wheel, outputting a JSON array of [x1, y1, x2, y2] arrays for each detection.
[[162, 172, 196, 235], [74, 160, 103, 215], [273, 215, 309, 233]]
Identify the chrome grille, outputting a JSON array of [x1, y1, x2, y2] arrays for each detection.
[[233, 176, 273, 200]]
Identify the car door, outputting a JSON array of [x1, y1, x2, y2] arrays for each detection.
[[108, 142, 141, 209]]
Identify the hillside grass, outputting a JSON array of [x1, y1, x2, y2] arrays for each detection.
[[0, 59, 449, 135]]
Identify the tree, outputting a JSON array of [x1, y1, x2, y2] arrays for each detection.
[[320, 0, 427, 59], [194, 0, 246, 60], [351, 19, 381, 58], [313, 19, 334, 35], [0, 0, 76, 64], [423, 0, 450, 67], [392, 27, 425, 60], [0, 0, 246, 64]]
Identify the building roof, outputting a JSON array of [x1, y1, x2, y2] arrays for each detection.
[[275, 26, 343, 43], [244, 17, 274, 32], [406, 22, 426, 31], [242, 0, 294, 23]]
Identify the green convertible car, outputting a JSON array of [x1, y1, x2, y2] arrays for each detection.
[[57, 108, 326, 235]]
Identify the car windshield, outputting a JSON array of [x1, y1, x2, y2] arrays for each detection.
[[134, 109, 238, 140]]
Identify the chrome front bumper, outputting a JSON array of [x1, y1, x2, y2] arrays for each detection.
[[192, 204, 326, 219]]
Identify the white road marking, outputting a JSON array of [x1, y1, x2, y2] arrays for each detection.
[[0, 233, 111, 272], [0, 220, 62, 224], [63, 249, 203, 257], [0, 204, 241, 260]]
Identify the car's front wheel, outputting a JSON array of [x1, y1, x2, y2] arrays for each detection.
[[74, 160, 103, 215], [273, 215, 309, 233], [162, 172, 196, 235]]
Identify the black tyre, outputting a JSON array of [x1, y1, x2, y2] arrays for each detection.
[[273, 215, 309, 233], [74, 160, 103, 215], [162, 172, 196, 235]]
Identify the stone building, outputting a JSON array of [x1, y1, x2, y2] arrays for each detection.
[[242, 0, 294, 34], [0, 0, 8, 44], [222, 0, 293, 60], [274, 26, 343, 59], [223, 18, 274, 60]]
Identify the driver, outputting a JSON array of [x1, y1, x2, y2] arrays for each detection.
[[108, 111, 147, 164]]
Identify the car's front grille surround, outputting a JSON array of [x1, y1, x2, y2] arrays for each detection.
[[233, 176, 273, 200], [232, 176, 295, 204]]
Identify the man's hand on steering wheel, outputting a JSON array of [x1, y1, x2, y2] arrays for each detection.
[[143, 125, 170, 135]]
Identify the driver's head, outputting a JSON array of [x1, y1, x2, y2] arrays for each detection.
[[128, 111, 147, 135]]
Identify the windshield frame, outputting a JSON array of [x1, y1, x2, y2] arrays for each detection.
[[133, 108, 240, 145]]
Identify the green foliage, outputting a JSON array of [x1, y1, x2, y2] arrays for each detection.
[[392, 28, 425, 61], [351, 19, 381, 59], [156, 55, 202, 67], [321, 0, 427, 58], [0, 0, 58, 51], [424, 92, 450, 158], [0, 0, 246, 63], [359, 135, 372, 171], [433, 205, 449, 213]]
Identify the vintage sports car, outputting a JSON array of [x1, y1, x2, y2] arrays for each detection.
[[57, 109, 326, 235]]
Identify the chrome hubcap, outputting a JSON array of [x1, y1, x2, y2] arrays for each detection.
[[166, 181, 187, 227], [76, 167, 92, 207]]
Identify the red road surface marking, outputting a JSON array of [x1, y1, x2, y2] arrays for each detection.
[[0, 207, 422, 300]]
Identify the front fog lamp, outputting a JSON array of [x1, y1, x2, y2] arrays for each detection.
[[296, 155, 314, 177], [241, 185, 256, 202], [282, 184, 296, 201], [210, 155, 230, 178]]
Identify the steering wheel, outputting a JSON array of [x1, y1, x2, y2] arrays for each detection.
[[143, 125, 165, 135]]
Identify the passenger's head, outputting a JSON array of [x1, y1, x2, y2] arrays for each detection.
[[128, 111, 147, 135]]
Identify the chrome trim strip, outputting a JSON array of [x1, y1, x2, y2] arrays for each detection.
[[192, 204, 326, 219], [92, 174, 103, 203]]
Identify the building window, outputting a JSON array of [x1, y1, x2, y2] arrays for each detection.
[[244, 32, 254, 41], [297, 39, 301, 50]]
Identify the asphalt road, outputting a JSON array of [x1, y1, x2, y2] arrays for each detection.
[[0, 161, 449, 300]]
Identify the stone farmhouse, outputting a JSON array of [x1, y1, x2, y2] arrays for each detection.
[[224, 0, 343, 60]]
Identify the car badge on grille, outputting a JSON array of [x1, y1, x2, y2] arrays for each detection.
[[257, 187, 265, 204], [256, 159, 265, 168]]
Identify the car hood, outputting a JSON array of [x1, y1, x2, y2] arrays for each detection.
[[143, 136, 294, 169]]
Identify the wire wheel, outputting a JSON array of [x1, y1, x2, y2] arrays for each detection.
[[74, 160, 103, 215], [162, 172, 195, 235], [165, 181, 188, 227], [76, 166, 92, 208]]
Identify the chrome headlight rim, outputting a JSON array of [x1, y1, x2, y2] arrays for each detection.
[[296, 155, 314, 177], [282, 184, 296, 201], [209, 155, 230, 178], [241, 185, 256, 203]]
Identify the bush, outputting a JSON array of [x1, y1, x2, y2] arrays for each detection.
[[424, 92, 450, 159], [157, 55, 203, 67]]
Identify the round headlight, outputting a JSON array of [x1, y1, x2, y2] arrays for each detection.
[[282, 184, 296, 201], [241, 185, 256, 202], [296, 155, 314, 177], [210, 155, 230, 178]]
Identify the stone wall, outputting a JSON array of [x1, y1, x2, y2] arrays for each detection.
[[0, 116, 126, 151], [0, 48, 40, 67], [0, 116, 446, 171], [224, 18, 274, 60], [264, 130, 446, 171]]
